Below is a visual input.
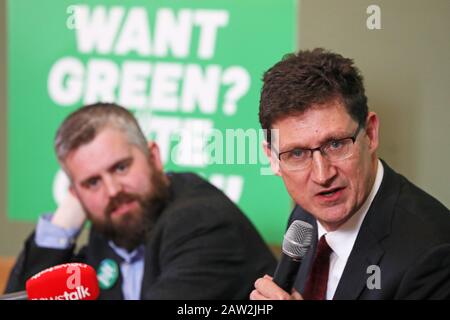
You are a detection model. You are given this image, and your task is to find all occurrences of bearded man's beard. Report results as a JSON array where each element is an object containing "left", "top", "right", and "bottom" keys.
[{"left": 85, "top": 169, "right": 169, "bottom": 252}]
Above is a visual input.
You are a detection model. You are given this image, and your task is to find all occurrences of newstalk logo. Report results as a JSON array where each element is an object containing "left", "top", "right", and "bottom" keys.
[
  {"left": 26, "top": 263, "right": 99, "bottom": 300},
  {"left": 32, "top": 285, "right": 91, "bottom": 300}
]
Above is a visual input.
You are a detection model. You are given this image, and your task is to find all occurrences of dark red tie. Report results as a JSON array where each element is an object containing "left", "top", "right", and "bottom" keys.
[{"left": 303, "top": 235, "right": 333, "bottom": 300}]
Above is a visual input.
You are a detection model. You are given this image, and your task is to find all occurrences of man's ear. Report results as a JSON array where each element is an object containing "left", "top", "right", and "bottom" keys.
[
  {"left": 263, "top": 141, "right": 281, "bottom": 176},
  {"left": 365, "top": 112, "right": 380, "bottom": 154},
  {"left": 147, "top": 141, "right": 164, "bottom": 171},
  {"left": 69, "top": 185, "right": 79, "bottom": 199}
]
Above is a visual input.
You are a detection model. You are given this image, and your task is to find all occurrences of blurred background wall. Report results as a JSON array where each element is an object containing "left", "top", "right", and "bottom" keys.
[{"left": 1, "top": 0, "right": 449, "bottom": 260}]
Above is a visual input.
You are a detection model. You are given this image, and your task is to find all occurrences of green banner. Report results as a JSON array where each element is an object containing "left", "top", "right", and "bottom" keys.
[{"left": 8, "top": 0, "right": 296, "bottom": 244}]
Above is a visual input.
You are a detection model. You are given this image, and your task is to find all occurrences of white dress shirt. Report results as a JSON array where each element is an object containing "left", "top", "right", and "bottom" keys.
[{"left": 317, "top": 160, "right": 384, "bottom": 300}]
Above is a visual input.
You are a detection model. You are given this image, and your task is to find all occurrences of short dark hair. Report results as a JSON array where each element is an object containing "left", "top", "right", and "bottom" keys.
[
  {"left": 259, "top": 48, "right": 368, "bottom": 144},
  {"left": 55, "top": 102, "right": 148, "bottom": 165}
]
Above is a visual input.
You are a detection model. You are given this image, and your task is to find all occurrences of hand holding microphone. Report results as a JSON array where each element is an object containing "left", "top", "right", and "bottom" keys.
[
  {"left": 250, "top": 220, "right": 313, "bottom": 300},
  {"left": 0, "top": 263, "right": 99, "bottom": 300}
]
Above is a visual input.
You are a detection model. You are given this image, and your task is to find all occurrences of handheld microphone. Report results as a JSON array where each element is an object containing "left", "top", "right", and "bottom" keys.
[
  {"left": 273, "top": 220, "right": 313, "bottom": 293},
  {"left": 0, "top": 263, "right": 100, "bottom": 300}
]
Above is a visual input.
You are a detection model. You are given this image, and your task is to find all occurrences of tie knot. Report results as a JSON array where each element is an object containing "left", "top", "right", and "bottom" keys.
[
  {"left": 302, "top": 235, "right": 333, "bottom": 300},
  {"left": 317, "top": 235, "right": 332, "bottom": 256}
]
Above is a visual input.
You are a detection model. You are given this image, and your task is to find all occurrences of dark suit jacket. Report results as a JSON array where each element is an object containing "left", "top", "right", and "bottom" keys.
[
  {"left": 289, "top": 160, "right": 450, "bottom": 299},
  {"left": 5, "top": 173, "right": 276, "bottom": 299}
]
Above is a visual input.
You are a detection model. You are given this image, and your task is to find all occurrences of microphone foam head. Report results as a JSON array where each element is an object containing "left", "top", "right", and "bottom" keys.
[
  {"left": 282, "top": 220, "right": 313, "bottom": 259},
  {"left": 26, "top": 263, "right": 100, "bottom": 300}
]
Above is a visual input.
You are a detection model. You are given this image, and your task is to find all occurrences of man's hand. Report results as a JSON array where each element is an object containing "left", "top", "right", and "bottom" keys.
[
  {"left": 250, "top": 275, "right": 303, "bottom": 300},
  {"left": 51, "top": 192, "right": 87, "bottom": 230}
]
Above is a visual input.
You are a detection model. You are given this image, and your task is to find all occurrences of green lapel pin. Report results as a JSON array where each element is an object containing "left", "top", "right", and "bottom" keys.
[{"left": 97, "top": 259, "right": 119, "bottom": 290}]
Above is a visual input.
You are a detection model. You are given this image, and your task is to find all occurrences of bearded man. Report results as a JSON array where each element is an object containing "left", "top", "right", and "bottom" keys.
[{"left": 6, "top": 103, "right": 276, "bottom": 299}]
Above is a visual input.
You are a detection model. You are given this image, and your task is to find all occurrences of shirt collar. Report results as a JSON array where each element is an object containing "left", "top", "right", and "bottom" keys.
[
  {"left": 318, "top": 159, "right": 384, "bottom": 260},
  {"left": 108, "top": 241, "right": 145, "bottom": 263}
]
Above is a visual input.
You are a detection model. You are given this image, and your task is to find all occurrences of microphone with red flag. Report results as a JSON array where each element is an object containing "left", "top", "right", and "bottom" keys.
[{"left": 0, "top": 263, "right": 100, "bottom": 300}]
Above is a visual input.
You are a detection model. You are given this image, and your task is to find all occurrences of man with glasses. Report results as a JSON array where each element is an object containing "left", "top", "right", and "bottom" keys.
[{"left": 251, "top": 48, "right": 450, "bottom": 299}]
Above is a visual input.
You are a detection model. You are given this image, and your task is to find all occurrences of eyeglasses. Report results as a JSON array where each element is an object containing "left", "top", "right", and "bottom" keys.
[{"left": 275, "top": 124, "right": 363, "bottom": 171}]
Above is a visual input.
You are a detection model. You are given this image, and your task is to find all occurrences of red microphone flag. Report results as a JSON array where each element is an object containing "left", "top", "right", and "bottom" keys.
[{"left": 26, "top": 263, "right": 100, "bottom": 300}]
